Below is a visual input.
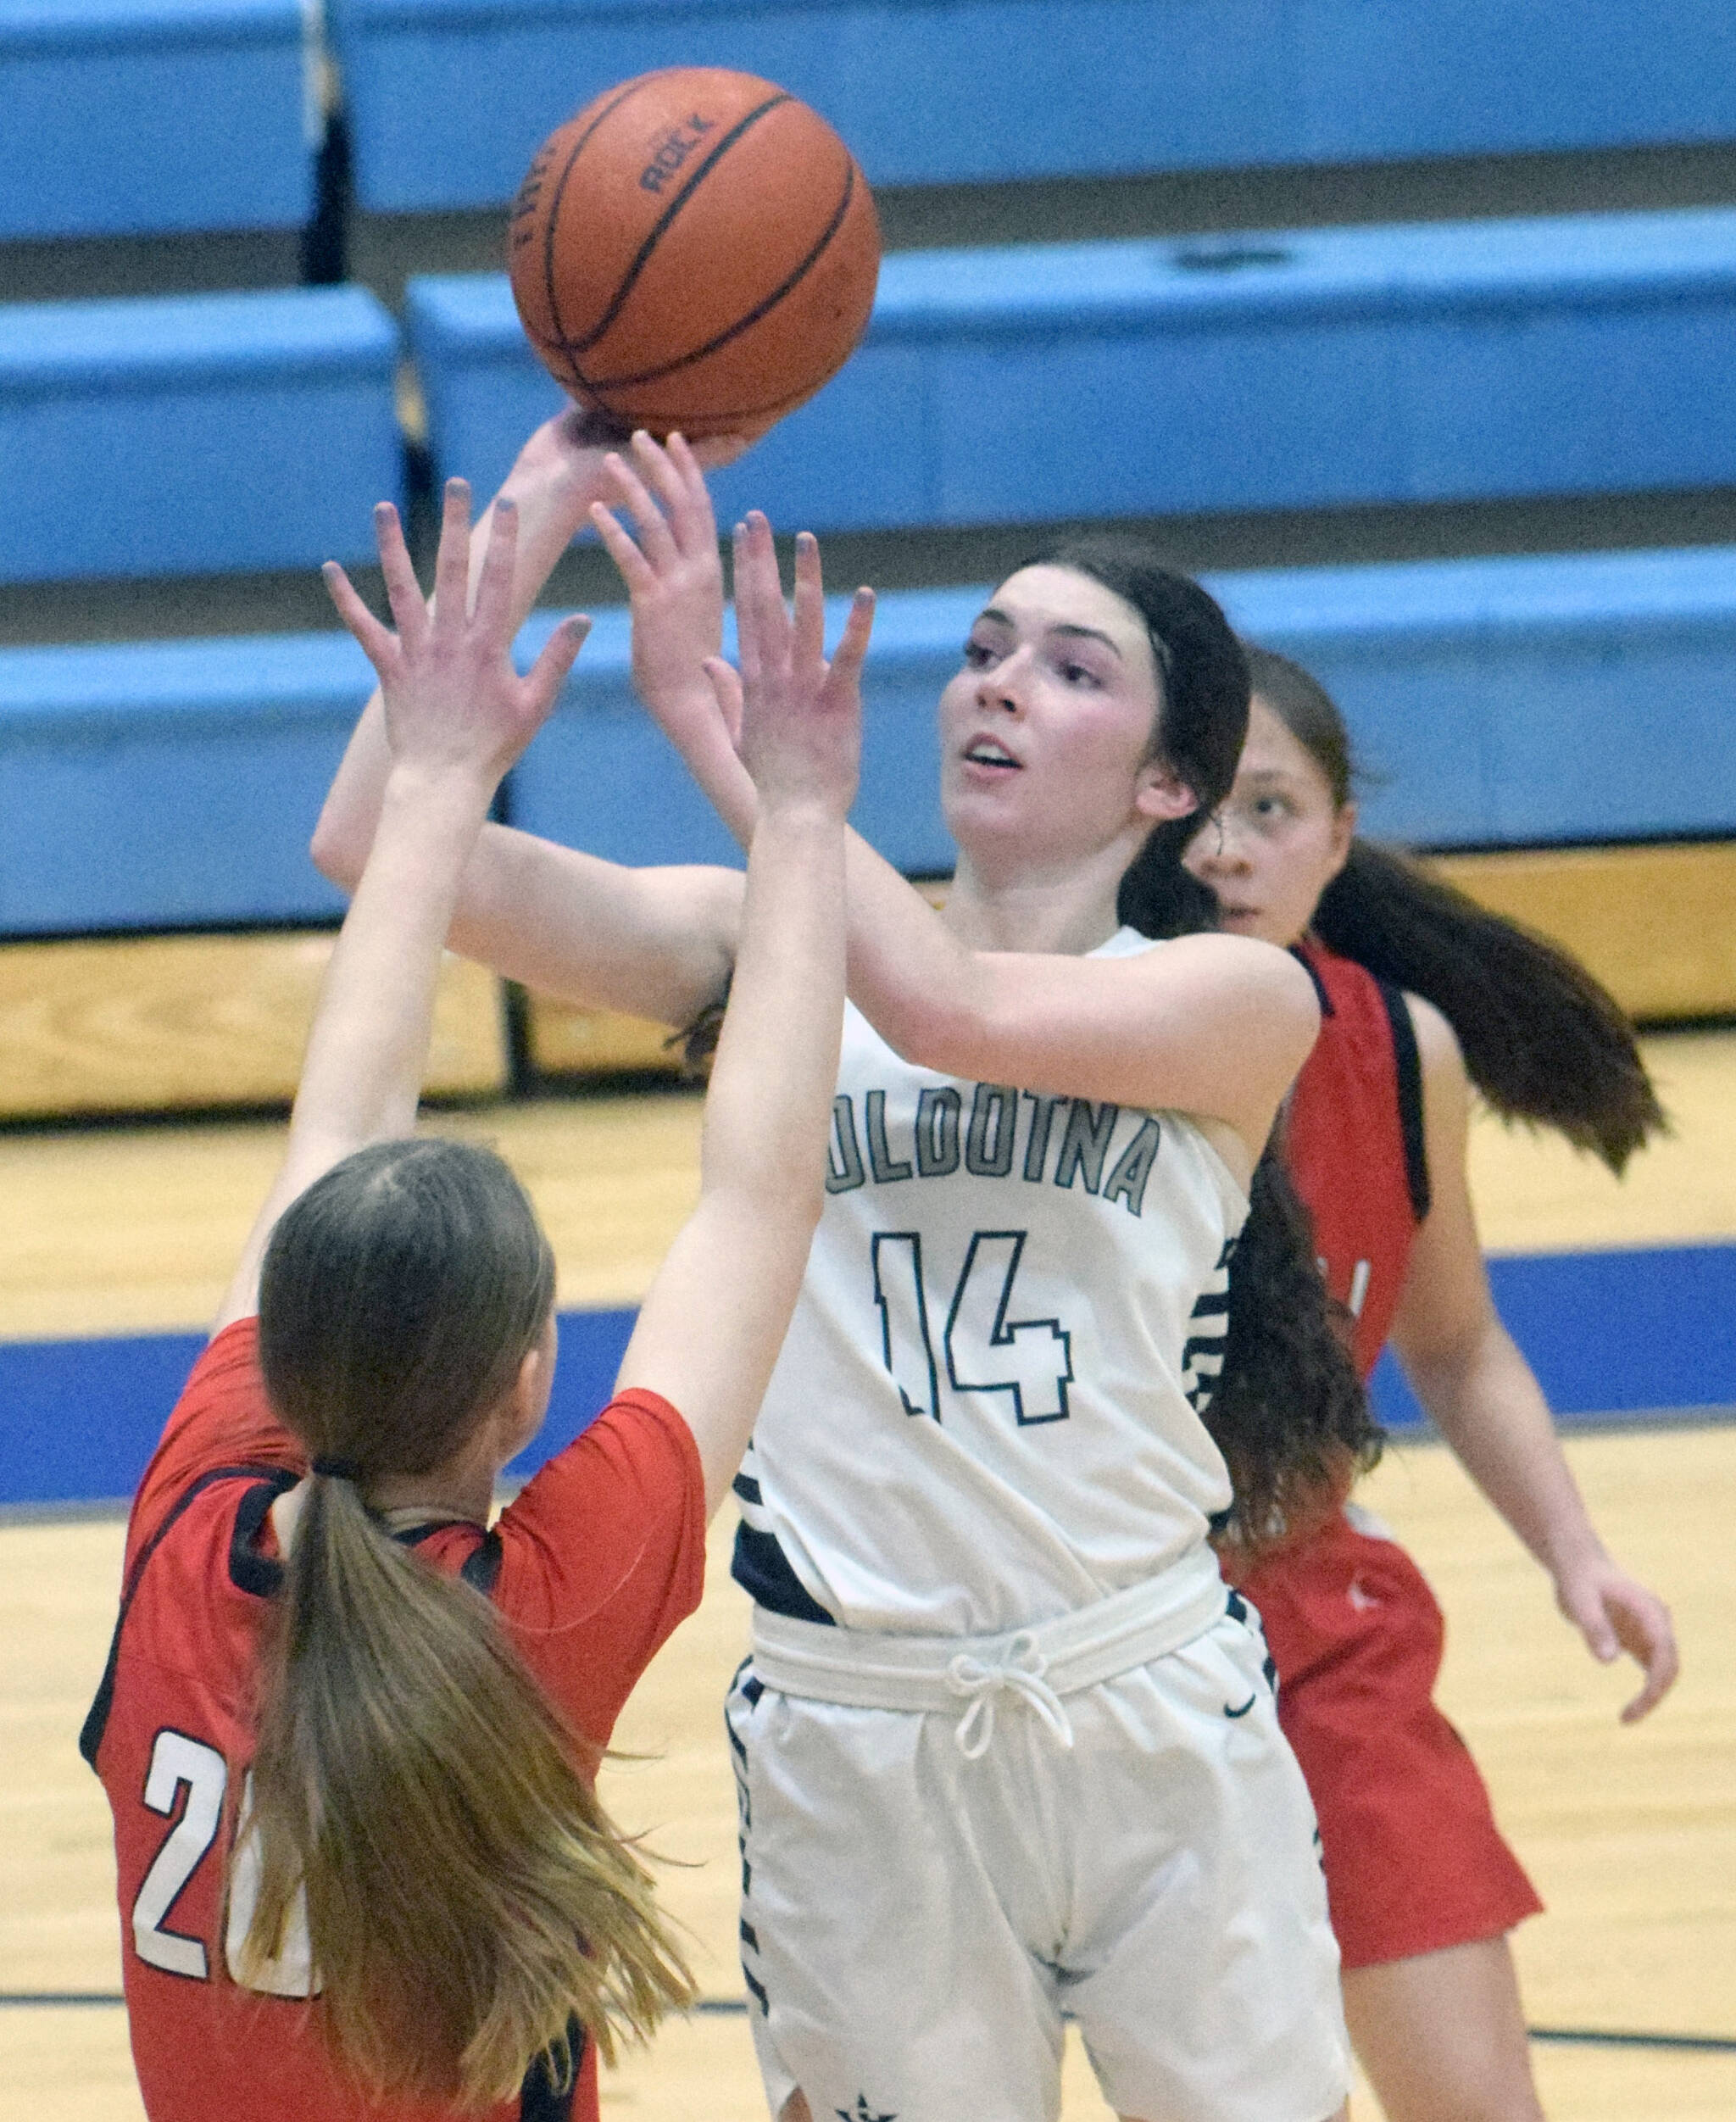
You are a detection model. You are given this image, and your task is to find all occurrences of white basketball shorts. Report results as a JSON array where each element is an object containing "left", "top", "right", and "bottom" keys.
[{"left": 724, "top": 1595, "right": 1348, "bottom": 2122}]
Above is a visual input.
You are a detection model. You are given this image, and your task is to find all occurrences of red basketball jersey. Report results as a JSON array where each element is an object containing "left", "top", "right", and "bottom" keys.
[
  {"left": 83, "top": 1318, "right": 705, "bottom": 2122},
  {"left": 1283, "top": 938, "right": 1430, "bottom": 1379}
]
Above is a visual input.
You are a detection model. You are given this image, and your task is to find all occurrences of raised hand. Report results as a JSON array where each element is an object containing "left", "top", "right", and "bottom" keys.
[
  {"left": 498, "top": 405, "right": 748, "bottom": 521},
  {"left": 709, "top": 511, "right": 870, "bottom": 819},
  {"left": 589, "top": 432, "right": 733, "bottom": 738},
  {"left": 323, "top": 479, "right": 588, "bottom": 788}
]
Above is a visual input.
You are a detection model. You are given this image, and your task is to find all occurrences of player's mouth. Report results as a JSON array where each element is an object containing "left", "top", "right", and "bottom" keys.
[
  {"left": 961, "top": 735, "right": 1022, "bottom": 772},
  {"left": 1214, "top": 902, "right": 1261, "bottom": 924}
]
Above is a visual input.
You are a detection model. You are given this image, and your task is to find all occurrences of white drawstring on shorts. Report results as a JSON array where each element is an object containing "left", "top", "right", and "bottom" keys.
[
  {"left": 945, "top": 1634, "right": 1074, "bottom": 1757},
  {"left": 745, "top": 1551, "right": 1230, "bottom": 1758}
]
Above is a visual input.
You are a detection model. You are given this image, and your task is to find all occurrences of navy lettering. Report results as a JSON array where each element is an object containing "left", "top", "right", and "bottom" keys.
[
  {"left": 639, "top": 112, "right": 718, "bottom": 194},
  {"left": 965, "top": 1083, "right": 1017, "bottom": 1177},
  {"left": 1102, "top": 1116, "right": 1161, "bottom": 1217},
  {"left": 915, "top": 1087, "right": 961, "bottom": 1178},
  {"left": 1020, "top": 1092, "right": 1067, "bottom": 1183},
  {"left": 865, "top": 1091, "right": 914, "bottom": 1183},
  {"left": 1054, "top": 1100, "right": 1120, "bottom": 1194},
  {"left": 825, "top": 1095, "right": 865, "bottom": 1194}
]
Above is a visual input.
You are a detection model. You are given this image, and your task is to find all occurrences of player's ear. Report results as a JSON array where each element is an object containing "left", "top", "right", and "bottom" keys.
[
  {"left": 1134, "top": 758, "right": 1197, "bottom": 824},
  {"left": 1326, "top": 799, "right": 1358, "bottom": 880},
  {"left": 495, "top": 1314, "right": 558, "bottom": 1465}
]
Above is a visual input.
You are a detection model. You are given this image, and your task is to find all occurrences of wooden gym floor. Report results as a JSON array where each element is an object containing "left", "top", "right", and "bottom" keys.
[{"left": 3, "top": 1029, "right": 1733, "bottom": 2119}]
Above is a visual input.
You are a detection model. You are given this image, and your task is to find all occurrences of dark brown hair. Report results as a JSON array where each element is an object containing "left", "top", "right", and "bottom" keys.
[
  {"left": 1027, "top": 543, "right": 1380, "bottom": 1547},
  {"left": 1246, "top": 645, "right": 1665, "bottom": 1172},
  {"left": 241, "top": 1139, "right": 693, "bottom": 2108}
]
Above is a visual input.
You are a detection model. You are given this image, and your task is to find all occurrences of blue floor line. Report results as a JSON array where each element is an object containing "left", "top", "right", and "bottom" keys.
[
  {"left": 1369, "top": 1242, "right": 1736, "bottom": 1432},
  {"left": 0, "top": 1308, "right": 636, "bottom": 1510},
  {"left": 3, "top": 1245, "right": 1732, "bottom": 1508}
]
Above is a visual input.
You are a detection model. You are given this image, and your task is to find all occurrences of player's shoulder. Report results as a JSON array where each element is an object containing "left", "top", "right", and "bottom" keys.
[
  {"left": 1125, "top": 929, "right": 1320, "bottom": 1016},
  {"left": 127, "top": 1318, "right": 302, "bottom": 1568},
  {"left": 85, "top": 1465, "right": 289, "bottom": 1774},
  {"left": 497, "top": 1386, "right": 702, "bottom": 1551},
  {"left": 1400, "top": 991, "right": 1466, "bottom": 1079}
]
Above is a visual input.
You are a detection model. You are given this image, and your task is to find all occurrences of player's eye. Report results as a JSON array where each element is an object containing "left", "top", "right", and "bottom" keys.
[{"left": 961, "top": 638, "right": 998, "bottom": 668}]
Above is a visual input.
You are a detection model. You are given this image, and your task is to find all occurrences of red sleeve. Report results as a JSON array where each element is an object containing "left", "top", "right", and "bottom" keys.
[
  {"left": 125, "top": 1319, "right": 303, "bottom": 1573},
  {"left": 484, "top": 1390, "right": 707, "bottom": 1755}
]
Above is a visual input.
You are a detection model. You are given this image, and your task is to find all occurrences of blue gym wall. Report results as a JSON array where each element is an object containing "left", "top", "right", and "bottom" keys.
[{"left": 3, "top": 1, "right": 1734, "bottom": 1504}]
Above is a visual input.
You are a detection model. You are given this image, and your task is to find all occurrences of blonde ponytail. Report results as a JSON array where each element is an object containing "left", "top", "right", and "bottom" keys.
[
  {"left": 241, "top": 1139, "right": 696, "bottom": 2108},
  {"left": 237, "top": 1473, "right": 693, "bottom": 2107}
]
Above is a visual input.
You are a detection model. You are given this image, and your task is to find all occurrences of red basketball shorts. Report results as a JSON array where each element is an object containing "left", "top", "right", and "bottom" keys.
[{"left": 1234, "top": 1506, "right": 1542, "bottom": 1971}]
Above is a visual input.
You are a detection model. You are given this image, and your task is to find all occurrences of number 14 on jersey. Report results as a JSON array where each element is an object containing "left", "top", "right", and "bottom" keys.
[{"left": 872, "top": 1228, "right": 1074, "bottom": 1427}]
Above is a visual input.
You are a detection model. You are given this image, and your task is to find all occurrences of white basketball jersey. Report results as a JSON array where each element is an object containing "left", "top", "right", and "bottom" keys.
[{"left": 733, "top": 929, "right": 1249, "bottom": 1637}]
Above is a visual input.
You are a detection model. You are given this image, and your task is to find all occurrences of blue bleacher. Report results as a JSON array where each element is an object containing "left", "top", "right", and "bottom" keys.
[
  {"left": 405, "top": 208, "right": 1736, "bottom": 537},
  {"left": 511, "top": 547, "right": 1736, "bottom": 872},
  {"left": 1216, "top": 548, "right": 1736, "bottom": 849},
  {"left": 0, "top": 287, "right": 403, "bottom": 582},
  {"left": 326, "top": 0, "right": 1736, "bottom": 216},
  {"left": 5, "top": 546, "right": 1731, "bottom": 936},
  {"left": 0, "top": 632, "right": 364, "bottom": 933},
  {"left": 0, "top": 0, "right": 313, "bottom": 240}
]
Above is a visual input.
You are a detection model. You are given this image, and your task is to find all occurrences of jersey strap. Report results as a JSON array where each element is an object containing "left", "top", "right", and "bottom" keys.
[
  {"left": 80, "top": 1464, "right": 295, "bottom": 1769},
  {"left": 82, "top": 1479, "right": 503, "bottom": 1771},
  {"left": 1376, "top": 978, "right": 1431, "bottom": 1223},
  {"left": 393, "top": 1514, "right": 503, "bottom": 1595},
  {"left": 519, "top": 2016, "right": 584, "bottom": 2120}
]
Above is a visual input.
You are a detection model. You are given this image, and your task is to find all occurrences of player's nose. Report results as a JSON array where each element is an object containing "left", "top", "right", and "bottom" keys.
[{"left": 976, "top": 642, "right": 1037, "bottom": 715}]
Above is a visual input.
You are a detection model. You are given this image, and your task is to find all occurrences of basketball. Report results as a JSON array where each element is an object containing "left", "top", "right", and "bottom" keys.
[{"left": 508, "top": 67, "right": 882, "bottom": 439}]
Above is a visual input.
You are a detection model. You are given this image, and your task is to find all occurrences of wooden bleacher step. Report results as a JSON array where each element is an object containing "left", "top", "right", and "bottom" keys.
[
  {"left": 1437, "top": 842, "right": 1736, "bottom": 1022},
  {"left": 0, "top": 933, "right": 507, "bottom": 1120}
]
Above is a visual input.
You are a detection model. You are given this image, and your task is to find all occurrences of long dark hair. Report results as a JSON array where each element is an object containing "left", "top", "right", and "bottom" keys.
[
  {"left": 1246, "top": 646, "right": 1665, "bottom": 1173},
  {"left": 1031, "top": 541, "right": 1379, "bottom": 1545},
  {"left": 243, "top": 1139, "right": 693, "bottom": 2107}
]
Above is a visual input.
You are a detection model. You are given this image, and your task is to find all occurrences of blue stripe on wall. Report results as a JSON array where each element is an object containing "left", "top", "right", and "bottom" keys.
[
  {"left": 1371, "top": 1243, "right": 1736, "bottom": 1432},
  {"left": 3, "top": 1247, "right": 1730, "bottom": 1507}
]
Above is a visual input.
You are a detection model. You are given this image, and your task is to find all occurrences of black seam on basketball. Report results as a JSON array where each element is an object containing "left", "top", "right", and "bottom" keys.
[
  {"left": 583, "top": 375, "right": 819, "bottom": 427},
  {"left": 565, "top": 92, "right": 794, "bottom": 358},
  {"left": 537, "top": 75, "right": 661, "bottom": 362},
  {"left": 522, "top": 320, "right": 599, "bottom": 396},
  {"left": 587, "top": 161, "right": 861, "bottom": 391}
]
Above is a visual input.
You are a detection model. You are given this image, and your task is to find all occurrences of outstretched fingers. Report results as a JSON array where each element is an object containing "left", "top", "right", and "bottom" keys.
[
  {"left": 428, "top": 477, "right": 474, "bottom": 631},
  {"left": 792, "top": 532, "right": 826, "bottom": 672},
  {"left": 650, "top": 431, "right": 727, "bottom": 554},
  {"left": 732, "top": 512, "right": 789, "bottom": 688},
  {"left": 522, "top": 614, "right": 591, "bottom": 726},
  {"left": 702, "top": 655, "right": 746, "bottom": 753},
  {"left": 730, "top": 520, "right": 764, "bottom": 691},
  {"left": 588, "top": 498, "right": 658, "bottom": 598},
  {"left": 372, "top": 499, "right": 431, "bottom": 654},
  {"left": 630, "top": 431, "right": 704, "bottom": 547},
  {"left": 602, "top": 446, "right": 680, "bottom": 570},
  {"left": 322, "top": 559, "right": 400, "bottom": 678},
  {"left": 826, "top": 585, "right": 877, "bottom": 696},
  {"left": 469, "top": 496, "right": 520, "bottom": 642}
]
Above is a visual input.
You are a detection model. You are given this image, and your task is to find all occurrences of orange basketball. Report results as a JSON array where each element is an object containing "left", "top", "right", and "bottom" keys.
[{"left": 508, "top": 67, "right": 882, "bottom": 439}]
